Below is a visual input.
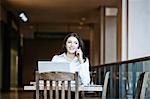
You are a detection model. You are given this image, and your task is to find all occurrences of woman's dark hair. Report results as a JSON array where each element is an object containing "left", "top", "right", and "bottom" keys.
[{"left": 61, "top": 32, "right": 86, "bottom": 61}]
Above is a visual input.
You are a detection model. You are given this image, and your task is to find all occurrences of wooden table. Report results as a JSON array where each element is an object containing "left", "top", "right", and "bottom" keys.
[{"left": 24, "top": 81, "right": 103, "bottom": 92}]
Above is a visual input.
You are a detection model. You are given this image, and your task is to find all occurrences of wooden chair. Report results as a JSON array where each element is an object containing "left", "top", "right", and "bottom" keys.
[
  {"left": 35, "top": 71, "right": 79, "bottom": 99},
  {"left": 135, "top": 72, "right": 149, "bottom": 99},
  {"left": 81, "top": 71, "right": 110, "bottom": 99},
  {"left": 101, "top": 71, "right": 110, "bottom": 99}
]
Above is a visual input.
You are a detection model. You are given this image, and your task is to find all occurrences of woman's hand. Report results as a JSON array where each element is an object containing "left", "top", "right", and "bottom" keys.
[{"left": 76, "top": 47, "right": 84, "bottom": 64}]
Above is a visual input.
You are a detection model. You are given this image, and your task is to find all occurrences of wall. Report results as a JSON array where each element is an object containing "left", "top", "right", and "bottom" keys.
[
  {"left": 128, "top": 0, "right": 150, "bottom": 59},
  {"left": 105, "top": 16, "right": 117, "bottom": 63},
  {"left": 0, "top": 5, "right": 7, "bottom": 90}
]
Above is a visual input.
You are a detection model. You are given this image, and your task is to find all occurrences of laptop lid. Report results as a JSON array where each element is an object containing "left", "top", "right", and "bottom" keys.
[{"left": 38, "top": 61, "right": 70, "bottom": 73}]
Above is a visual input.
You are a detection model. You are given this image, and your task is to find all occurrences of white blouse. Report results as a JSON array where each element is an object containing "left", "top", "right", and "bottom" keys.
[{"left": 51, "top": 53, "right": 90, "bottom": 85}]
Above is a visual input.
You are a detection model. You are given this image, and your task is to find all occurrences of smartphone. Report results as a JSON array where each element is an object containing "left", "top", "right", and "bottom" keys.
[{"left": 75, "top": 47, "right": 80, "bottom": 56}]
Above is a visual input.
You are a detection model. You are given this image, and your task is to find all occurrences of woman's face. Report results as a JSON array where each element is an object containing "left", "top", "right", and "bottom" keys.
[{"left": 65, "top": 36, "right": 79, "bottom": 54}]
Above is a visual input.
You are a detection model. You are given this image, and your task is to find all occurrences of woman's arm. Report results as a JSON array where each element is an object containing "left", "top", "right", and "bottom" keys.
[{"left": 79, "top": 58, "right": 90, "bottom": 85}]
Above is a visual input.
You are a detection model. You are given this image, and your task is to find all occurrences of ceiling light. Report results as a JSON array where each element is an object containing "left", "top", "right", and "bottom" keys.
[{"left": 19, "top": 12, "right": 28, "bottom": 22}]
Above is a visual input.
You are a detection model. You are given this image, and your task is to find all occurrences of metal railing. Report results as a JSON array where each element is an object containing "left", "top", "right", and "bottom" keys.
[{"left": 91, "top": 56, "right": 150, "bottom": 99}]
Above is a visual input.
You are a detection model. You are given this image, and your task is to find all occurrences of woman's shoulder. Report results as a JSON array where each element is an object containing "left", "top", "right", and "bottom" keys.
[{"left": 52, "top": 53, "right": 65, "bottom": 60}]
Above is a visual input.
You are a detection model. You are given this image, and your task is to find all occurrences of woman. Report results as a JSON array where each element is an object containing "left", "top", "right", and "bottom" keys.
[{"left": 51, "top": 33, "right": 90, "bottom": 85}]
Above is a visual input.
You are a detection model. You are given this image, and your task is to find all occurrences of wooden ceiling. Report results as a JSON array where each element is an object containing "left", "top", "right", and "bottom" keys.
[{"left": 4, "top": 0, "right": 119, "bottom": 25}]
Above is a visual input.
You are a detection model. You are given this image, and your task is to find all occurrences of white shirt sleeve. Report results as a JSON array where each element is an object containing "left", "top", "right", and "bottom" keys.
[
  {"left": 51, "top": 55, "right": 58, "bottom": 62},
  {"left": 79, "top": 58, "right": 90, "bottom": 85}
]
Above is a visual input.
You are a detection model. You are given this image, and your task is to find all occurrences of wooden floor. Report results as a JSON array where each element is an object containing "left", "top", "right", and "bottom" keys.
[
  {"left": 0, "top": 89, "right": 101, "bottom": 99},
  {"left": 1, "top": 90, "right": 34, "bottom": 99}
]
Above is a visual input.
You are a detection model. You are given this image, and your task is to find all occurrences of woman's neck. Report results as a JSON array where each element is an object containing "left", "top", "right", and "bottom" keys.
[{"left": 66, "top": 52, "right": 75, "bottom": 62}]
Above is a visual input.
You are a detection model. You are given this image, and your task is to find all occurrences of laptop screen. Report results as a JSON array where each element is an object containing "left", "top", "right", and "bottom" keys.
[{"left": 37, "top": 61, "right": 70, "bottom": 73}]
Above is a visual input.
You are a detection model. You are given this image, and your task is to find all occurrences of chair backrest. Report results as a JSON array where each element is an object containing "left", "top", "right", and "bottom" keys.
[
  {"left": 135, "top": 72, "right": 149, "bottom": 99},
  {"left": 102, "top": 71, "right": 110, "bottom": 99},
  {"left": 35, "top": 71, "right": 79, "bottom": 99},
  {"left": 140, "top": 72, "right": 149, "bottom": 99}
]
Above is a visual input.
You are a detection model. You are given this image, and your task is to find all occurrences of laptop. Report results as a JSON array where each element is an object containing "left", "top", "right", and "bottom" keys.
[{"left": 37, "top": 61, "right": 70, "bottom": 73}]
